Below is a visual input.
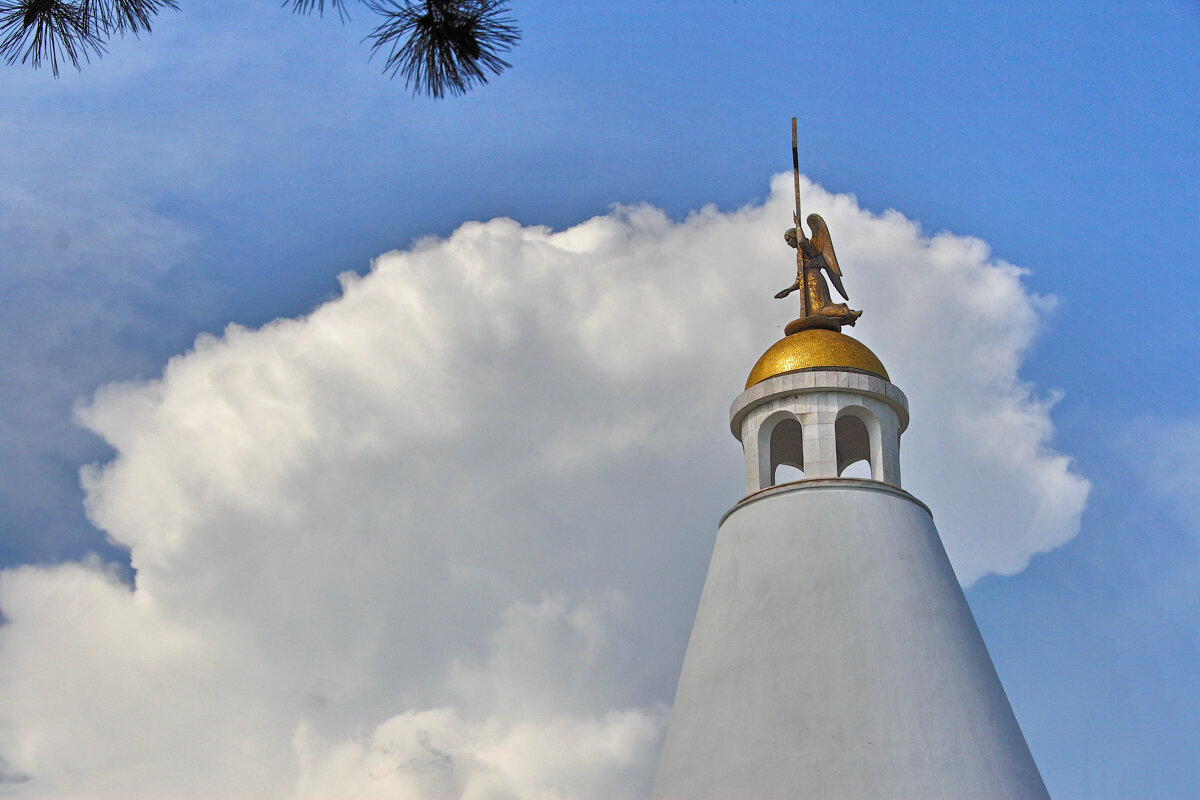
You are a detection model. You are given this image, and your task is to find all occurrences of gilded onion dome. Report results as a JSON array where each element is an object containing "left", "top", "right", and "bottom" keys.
[{"left": 745, "top": 328, "right": 889, "bottom": 389}]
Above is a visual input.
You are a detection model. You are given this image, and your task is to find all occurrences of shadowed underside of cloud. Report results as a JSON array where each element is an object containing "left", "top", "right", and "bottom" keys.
[{"left": 0, "top": 177, "right": 1087, "bottom": 798}]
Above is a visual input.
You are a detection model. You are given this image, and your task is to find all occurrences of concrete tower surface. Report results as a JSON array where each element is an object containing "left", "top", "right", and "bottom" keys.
[{"left": 650, "top": 326, "right": 1050, "bottom": 800}]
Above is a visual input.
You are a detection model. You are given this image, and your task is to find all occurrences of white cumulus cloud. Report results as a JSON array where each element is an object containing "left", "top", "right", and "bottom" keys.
[{"left": 0, "top": 177, "right": 1087, "bottom": 798}]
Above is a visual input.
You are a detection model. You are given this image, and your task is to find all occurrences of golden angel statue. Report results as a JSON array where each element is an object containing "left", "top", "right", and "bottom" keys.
[{"left": 774, "top": 212, "right": 862, "bottom": 328}]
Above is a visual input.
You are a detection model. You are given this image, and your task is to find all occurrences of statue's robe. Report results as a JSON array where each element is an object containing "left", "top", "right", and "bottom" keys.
[{"left": 801, "top": 253, "right": 857, "bottom": 323}]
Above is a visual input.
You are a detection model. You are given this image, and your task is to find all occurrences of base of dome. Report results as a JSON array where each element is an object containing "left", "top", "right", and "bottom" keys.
[{"left": 783, "top": 316, "right": 842, "bottom": 335}]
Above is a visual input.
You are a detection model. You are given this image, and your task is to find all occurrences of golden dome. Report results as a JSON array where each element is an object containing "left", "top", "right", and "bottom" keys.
[{"left": 746, "top": 328, "right": 889, "bottom": 389}]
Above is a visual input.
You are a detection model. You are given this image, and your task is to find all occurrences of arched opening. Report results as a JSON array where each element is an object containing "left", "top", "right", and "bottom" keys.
[
  {"left": 839, "top": 459, "right": 872, "bottom": 479},
  {"left": 756, "top": 412, "right": 804, "bottom": 489},
  {"left": 775, "top": 463, "right": 805, "bottom": 484},
  {"left": 769, "top": 418, "right": 805, "bottom": 486},
  {"left": 836, "top": 407, "right": 882, "bottom": 480}
]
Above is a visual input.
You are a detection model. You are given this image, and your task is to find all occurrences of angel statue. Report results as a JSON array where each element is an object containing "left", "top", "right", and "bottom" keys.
[{"left": 774, "top": 213, "right": 862, "bottom": 328}]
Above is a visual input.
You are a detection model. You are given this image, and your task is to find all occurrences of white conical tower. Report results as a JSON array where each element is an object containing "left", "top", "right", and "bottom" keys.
[{"left": 651, "top": 188, "right": 1050, "bottom": 798}]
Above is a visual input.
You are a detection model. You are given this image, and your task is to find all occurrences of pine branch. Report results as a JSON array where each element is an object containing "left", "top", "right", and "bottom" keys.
[
  {"left": 0, "top": 1, "right": 104, "bottom": 76},
  {"left": 80, "top": 0, "right": 177, "bottom": 36},
  {"left": 0, "top": 0, "right": 176, "bottom": 75},
  {"left": 284, "top": 0, "right": 353, "bottom": 23},
  {"left": 2, "top": 0, "right": 521, "bottom": 98},
  {"left": 366, "top": 0, "right": 519, "bottom": 98}
]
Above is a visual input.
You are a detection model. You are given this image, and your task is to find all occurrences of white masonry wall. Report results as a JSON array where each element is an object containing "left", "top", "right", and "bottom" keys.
[
  {"left": 730, "top": 369, "right": 909, "bottom": 493},
  {"left": 651, "top": 481, "right": 1050, "bottom": 800}
]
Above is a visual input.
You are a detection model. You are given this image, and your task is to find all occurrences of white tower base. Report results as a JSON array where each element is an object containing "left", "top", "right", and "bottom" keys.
[{"left": 651, "top": 480, "right": 1049, "bottom": 800}]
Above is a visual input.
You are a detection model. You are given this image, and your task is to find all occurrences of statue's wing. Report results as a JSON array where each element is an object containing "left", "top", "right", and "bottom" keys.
[
  {"left": 807, "top": 214, "right": 841, "bottom": 276},
  {"left": 807, "top": 213, "right": 849, "bottom": 299}
]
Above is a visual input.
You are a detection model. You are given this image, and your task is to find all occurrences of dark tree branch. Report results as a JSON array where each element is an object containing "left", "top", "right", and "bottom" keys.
[
  {"left": 79, "top": 0, "right": 177, "bottom": 36},
  {"left": 0, "top": 1, "right": 104, "bottom": 76},
  {"left": 2, "top": 0, "right": 521, "bottom": 97},
  {"left": 285, "top": 0, "right": 353, "bottom": 23},
  {"left": 366, "top": 0, "right": 518, "bottom": 98}
]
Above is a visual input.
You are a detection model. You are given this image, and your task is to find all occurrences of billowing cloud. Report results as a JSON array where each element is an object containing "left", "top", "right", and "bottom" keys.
[
  {"left": 293, "top": 594, "right": 666, "bottom": 800},
  {"left": 0, "top": 177, "right": 1087, "bottom": 798}
]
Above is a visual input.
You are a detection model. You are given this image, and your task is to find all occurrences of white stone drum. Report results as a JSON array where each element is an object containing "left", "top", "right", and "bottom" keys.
[{"left": 731, "top": 368, "right": 908, "bottom": 492}]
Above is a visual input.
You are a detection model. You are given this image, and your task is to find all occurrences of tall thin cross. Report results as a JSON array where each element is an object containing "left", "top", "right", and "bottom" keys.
[{"left": 792, "top": 117, "right": 809, "bottom": 318}]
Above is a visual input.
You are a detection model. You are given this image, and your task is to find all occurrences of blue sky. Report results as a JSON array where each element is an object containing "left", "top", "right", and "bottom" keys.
[{"left": 1, "top": 1, "right": 1197, "bottom": 797}]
